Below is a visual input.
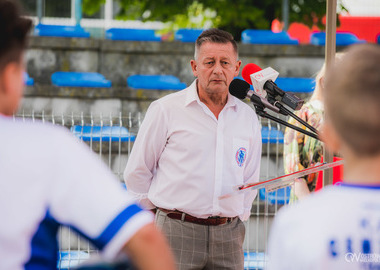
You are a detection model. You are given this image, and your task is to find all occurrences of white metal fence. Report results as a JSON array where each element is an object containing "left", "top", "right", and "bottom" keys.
[{"left": 15, "top": 111, "right": 292, "bottom": 270}]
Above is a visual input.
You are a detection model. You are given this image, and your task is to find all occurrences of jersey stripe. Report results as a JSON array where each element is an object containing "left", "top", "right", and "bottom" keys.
[{"left": 94, "top": 204, "right": 143, "bottom": 250}]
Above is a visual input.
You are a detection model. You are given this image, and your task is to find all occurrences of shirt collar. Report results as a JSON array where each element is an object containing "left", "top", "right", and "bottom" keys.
[
  {"left": 185, "top": 80, "right": 199, "bottom": 107},
  {"left": 226, "top": 92, "right": 238, "bottom": 111},
  {"left": 185, "top": 79, "right": 238, "bottom": 111}
]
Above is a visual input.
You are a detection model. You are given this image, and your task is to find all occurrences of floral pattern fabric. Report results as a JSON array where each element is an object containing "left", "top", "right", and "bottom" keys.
[{"left": 283, "top": 100, "right": 324, "bottom": 201}]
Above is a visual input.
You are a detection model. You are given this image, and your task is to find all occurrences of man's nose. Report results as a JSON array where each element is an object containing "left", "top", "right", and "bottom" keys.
[{"left": 213, "top": 62, "right": 223, "bottom": 74}]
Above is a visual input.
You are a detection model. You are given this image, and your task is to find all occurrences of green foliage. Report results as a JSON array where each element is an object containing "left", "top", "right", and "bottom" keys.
[
  {"left": 82, "top": 0, "right": 347, "bottom": 40},
  {"left": 157, "top": 1, "right": 221, "bottom": 40},
  {"left": 83, "top": 0, "right": 105, "bottom": 16},
  {"left": 114, "top": 0, "right": 147, "bottom": 20}
]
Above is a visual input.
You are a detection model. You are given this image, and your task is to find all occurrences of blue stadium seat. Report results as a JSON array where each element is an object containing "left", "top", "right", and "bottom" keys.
[
  {"left": 244, "top": 252, "right": 266, "bottom": 270},
  {"left": 275, "top": 77, "right": 315, "bottom": 93},
  {"left": 51, "top": 72, "right": 111, "bottom": 87},
  {"left": 34, "top": 24, "right": 90, "bottom": 38},
  {"left": 241, "top": 30, "right": 299, "bottom": 45},
  {"left": 377, "top": 33, "right": 380, "bottom": 44},
  {"left": 71, "top": 126, "right": 136, "bottom": 142},
  {"left": 234, "top": 76, "right": 313, "bottom": 93},
  {"left": 259, "top": 186, "right": 291, "bottom": 205},
  {"left": 57, "top": 251, "right": 90, "bottom": 269},
  {"left": 310, "top": 32, "right": 366, "bottom": 46},
  {"left": 127, "top": 75, "right": 187, "bottom": 90},
  {"left": 261, "top": 126, "right": 284, "bottom": 144},
  {"left": 105, "top": 28, "right": 161, "bottom": 41},
  {"left": 24, "top": 72, "right": 34, "bottom": 86},
  {"left": 174, "top": 29, "right": 204, "bottom": 42}
]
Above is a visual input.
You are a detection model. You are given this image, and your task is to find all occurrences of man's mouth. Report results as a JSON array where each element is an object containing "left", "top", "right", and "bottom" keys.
[{"left": 211, "top": 79, "right": 224, "bottom": 83}]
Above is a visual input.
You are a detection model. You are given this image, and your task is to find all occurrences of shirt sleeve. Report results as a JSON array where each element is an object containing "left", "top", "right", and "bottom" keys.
[
  {"left": 46, "top": 127, "right": 154, "bottom": 259},
  {"left": 123, "top": 101, "right": 168, "bottom": 209},
  {"left": 241, "top": 114, "right": 262, "bottom": 221}
]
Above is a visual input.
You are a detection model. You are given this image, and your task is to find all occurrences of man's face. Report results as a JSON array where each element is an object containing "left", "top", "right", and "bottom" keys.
[{"left": 191, "top": 41, "right": 241, "bottom": 96}]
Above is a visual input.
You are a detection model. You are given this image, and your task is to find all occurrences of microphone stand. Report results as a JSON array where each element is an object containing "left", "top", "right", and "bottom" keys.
[
  {"left": 274, "top": 102, "right": 319, "bottom": 134},
  {"left": 254, "top": 105, "right": 319, "bottom": 141},
  {"left": 266, "top": 95, "right": 319, "bottom": 135}
]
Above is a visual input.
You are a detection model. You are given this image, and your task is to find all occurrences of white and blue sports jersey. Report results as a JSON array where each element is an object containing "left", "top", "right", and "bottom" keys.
[
  {"left": 267, "top": 183, "right": 380, "bottom": 270},
  {"left": 0, "top": 116, "right": 153, "bottom": 270}
]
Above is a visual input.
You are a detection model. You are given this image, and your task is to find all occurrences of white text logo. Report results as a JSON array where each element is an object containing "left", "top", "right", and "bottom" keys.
[{"left": 345, "top": 252, "right": 380, "bottom": 263}]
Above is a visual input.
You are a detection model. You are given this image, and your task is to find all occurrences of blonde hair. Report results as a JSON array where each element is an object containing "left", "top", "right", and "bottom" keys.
[{"left": 312, "top": 52, "right": 345, "bottom": 100}]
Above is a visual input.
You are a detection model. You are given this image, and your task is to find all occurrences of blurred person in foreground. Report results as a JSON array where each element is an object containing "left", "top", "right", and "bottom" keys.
[
  {"left": 283, "top": 53, "right": 345, "bottom": 201},
  {"left": 124, "top": 28, "right": 262, "bottom": 269},
  {"left": 267, "top": 43, "right": 380, "bottom": 269},
  {"left": 0, "top": 1, "right": 176, "bottom": 269}
]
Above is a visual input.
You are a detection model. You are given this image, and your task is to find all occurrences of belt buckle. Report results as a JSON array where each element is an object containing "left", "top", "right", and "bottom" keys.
[
  {"left": 208, "top": 216, "right": 226, "bottom": 226},
  {"left": 210, "top": 216, "right": 235, "bottom": 225}
]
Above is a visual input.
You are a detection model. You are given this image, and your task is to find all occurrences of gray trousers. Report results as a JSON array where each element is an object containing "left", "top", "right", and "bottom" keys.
[{"left": 155, "top": 209, "right": 245, "bottom": 270}]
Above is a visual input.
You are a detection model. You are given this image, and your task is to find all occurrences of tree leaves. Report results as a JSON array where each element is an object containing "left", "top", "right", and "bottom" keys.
[
  {"left": 83, "top": 0, "right": 105, "bottom": 16},
  {"left": 82, "top": 0, "right": 346, "bottom": 40}
]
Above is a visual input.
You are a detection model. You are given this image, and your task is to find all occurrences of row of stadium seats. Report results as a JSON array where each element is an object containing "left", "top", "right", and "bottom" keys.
[
  {"left": 34, "top": 24, "right": 375, "bottom": 46},
  {"left": 34, "top": 25, "right": 203, "bottom": 42},
  {"left": 70, "top": 125, "right": 284, "bottom": 145},
  {"left": 25, "top": 72, "right": 316, "bottom": 93},
  {"left": 242, "top": 30, "right": 367, "bottom": 46},
  {"left": 57, "top": 251, "right": 267, "bottom": 270},
  {"left": 25, "top": 72, "right": 187, "bottom": 90}
]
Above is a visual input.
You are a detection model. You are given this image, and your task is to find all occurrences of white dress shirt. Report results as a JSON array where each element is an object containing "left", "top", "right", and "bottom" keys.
[{"left": 124, "top": 80, "right": 262, "bottom": 220}]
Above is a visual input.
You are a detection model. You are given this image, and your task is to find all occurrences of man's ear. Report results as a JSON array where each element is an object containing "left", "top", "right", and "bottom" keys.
[
  {"left": 320, "top": 120, "right": 341, "bottom": 154},
  {"left": 190, "top": 59, "right": 198, "bottom": 77},
  {"left": 235, "top": 60, "right": 242, "bottom": 77},
  {"left": 2, "top": 62, "right": 19, "bottom": 94},
  {"left": 0, "top": 61, "right": 24, "bottom": 115}
]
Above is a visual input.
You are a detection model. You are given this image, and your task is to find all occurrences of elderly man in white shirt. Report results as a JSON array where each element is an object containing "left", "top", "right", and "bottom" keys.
[{"left": 124, "top": 28, "right": 262, "bottom": 270}]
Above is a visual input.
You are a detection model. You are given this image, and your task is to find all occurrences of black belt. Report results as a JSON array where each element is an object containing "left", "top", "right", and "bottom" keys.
[{"left": 157, "top": 208, "right": 236, "bottom": 226}]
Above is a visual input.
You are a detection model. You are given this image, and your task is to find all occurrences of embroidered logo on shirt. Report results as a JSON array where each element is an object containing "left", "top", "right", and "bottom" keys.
[{"left": 236, "top": 147, "right": 247, "bottom": 167}]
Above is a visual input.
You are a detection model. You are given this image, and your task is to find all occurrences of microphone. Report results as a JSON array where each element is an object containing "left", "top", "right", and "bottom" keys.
[
  {"left": 241, "top": 63, "right": 304, "bottom": 111},
  {"left": 230, "top": 78, "right": 319, "bottom": 139},
  {"left": 229, "top": 78, "right": 287, "bottom": 115},
  {"left": 242, "top": 63, "right": 279, "bottom": 98}
]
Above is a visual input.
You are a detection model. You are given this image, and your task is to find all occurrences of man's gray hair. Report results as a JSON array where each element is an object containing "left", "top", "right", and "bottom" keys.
[{"left": 194, "top": 28, "right": 239, "bottom": 60}]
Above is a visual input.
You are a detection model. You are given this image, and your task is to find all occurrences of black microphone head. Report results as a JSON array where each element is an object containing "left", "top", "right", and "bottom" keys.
[{"left": 229, "top": 78, "right": 250, "bottom": 99}]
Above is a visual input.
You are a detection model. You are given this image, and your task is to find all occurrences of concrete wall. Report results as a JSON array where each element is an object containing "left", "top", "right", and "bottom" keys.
[
  {"left": 26, "top": 36, "right": 327, "bottom": 87},
  {"left": 21, "top": 85, "right": 176, "bottom": 115},
  {"left": 22, "top": 36, "right": 329, "bottom": 115}
]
